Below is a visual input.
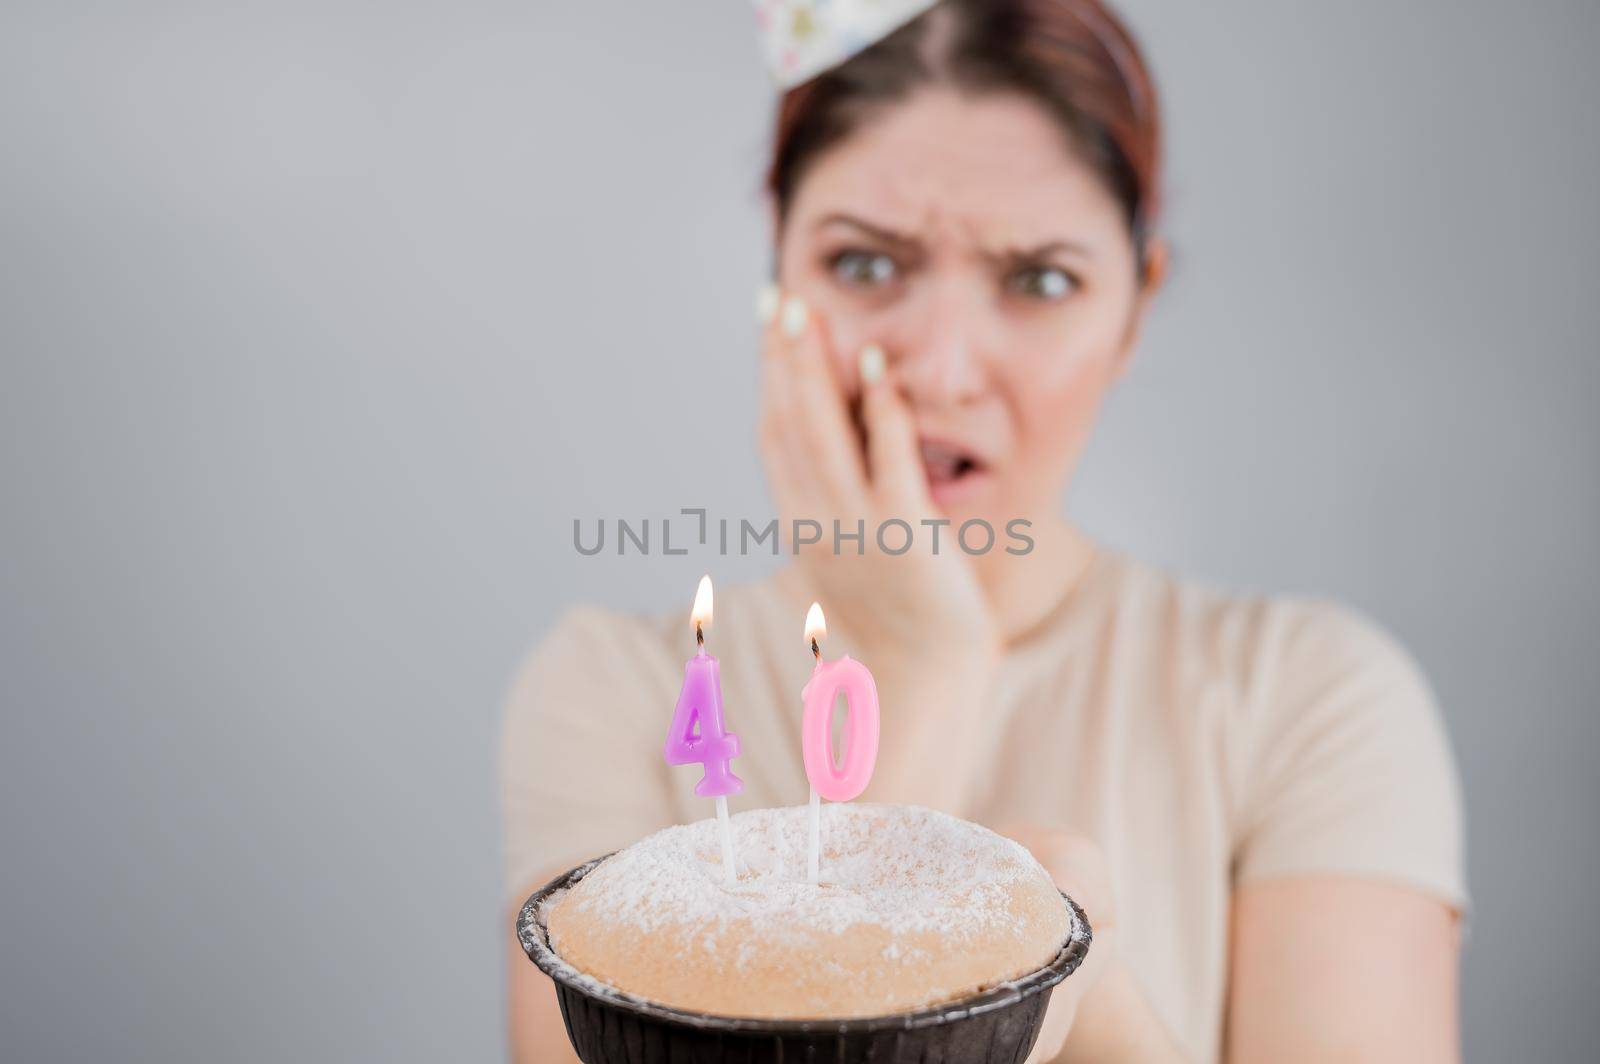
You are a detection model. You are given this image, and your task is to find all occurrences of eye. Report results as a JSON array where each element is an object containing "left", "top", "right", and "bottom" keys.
[
  {"left": 829, "top": 248, "right": 899, "bottom": 289},
  {"left": 1007, "top": 264, "right": 1077, "bottom": 301}
]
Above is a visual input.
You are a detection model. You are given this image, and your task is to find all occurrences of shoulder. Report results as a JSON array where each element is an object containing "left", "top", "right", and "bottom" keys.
[
  {"left": 1098, "top": 553, "right": 1431, "bottom": 713},
  {"left": 1232, "top": 593, "right": 1439, "bottom": 744},
  {"left": 503, "top": 602, "right": 680, "bottom": 734},
  {"left": 506, "top": 575, "right": 799, "bottom": 719},
  {"left": 1104, "top": 570, "right": 1470, "bottom": 906},
  {"left": 522, "top": 602, "right": 676, "bottom": 669}
]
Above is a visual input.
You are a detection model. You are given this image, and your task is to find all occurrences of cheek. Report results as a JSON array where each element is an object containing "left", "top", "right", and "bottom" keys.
[
  {"left": 1005, "top": 282, "right": 1137, "bottom": 450},
  {"left": 1002, "top": 333, "right": 1120, "bottom": 477},
  {"left": 781, "top": 261, "right": 873, "bottom": 383},
  {"left": 819, "top": 306, "right": 870, "bottom": 381}
]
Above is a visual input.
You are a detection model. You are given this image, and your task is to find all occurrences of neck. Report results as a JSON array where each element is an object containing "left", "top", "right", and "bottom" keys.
[
  {"left": 972, "top": 515, "right": 1097, "bottom": 645},
  {"left": 770, "top": 514, "right": 1098, "bottom": 648}
]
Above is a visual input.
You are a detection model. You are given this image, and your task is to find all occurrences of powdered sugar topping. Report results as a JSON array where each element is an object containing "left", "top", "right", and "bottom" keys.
[{"left": 558, "top": 804, "right": 1058, "bottom": 946}]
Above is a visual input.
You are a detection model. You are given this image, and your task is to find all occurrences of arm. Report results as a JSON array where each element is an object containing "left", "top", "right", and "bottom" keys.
[
  {"left": 1054, "top": 964, "right": 1188, "bottom": 1063},
  {"left": 1049, "top": 877, "right": 1459, "bottom": 1064},
  {"left": 1006, "top": 828, "right": 1188, "bottom": 1064},
  {"left": 499, "top": 609, "right": 681, "bottom": 1064},
  {"left": 1227, "top": 878, "right": 1460, "bottom": 1063},
  {"left": 1223, "top": 605, "right": 1466, "bottom": 1062}
]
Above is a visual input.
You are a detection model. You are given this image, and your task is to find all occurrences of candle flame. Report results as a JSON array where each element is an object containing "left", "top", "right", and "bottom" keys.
[
  {"left": 804, "top": 601, "right": 826, "bottom": 648},
  {"left": 691, "top": 575, "right": 714, "bottom": 635}
]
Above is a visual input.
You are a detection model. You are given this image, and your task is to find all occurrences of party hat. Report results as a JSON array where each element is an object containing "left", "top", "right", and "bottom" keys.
[{"left": 752, "top": 0, "right": 940, "bottom": 90}]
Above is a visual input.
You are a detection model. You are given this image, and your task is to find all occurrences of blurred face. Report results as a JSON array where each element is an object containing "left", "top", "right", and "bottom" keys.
[{"left": 776, "top": 87, "right": 1152, "bottom": 529}]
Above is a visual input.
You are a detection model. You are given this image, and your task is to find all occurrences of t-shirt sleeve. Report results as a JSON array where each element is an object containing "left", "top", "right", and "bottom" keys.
[
  {"left": 499, "top": 605, "right": 680, "bottom": 902},
  {"left": 1231, "top": 602, "right": 1468, "bottom": 911}
]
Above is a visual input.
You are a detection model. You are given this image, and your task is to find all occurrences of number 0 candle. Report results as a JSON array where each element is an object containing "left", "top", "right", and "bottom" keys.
[
  {"left": 664, "top": 575, "right": 743, "bottom": 885},
  {"left": 800, "top": 602, "right": 880, "bottom": 884}
]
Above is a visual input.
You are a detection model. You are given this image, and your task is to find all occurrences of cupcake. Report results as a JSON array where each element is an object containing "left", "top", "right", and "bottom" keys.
[{"left": 517, "top": 803, "right": 1092, "bottom": 1063}]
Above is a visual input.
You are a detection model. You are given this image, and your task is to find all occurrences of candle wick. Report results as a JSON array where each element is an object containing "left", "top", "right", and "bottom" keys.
[
  {"left": 810, "top": 637, "right": 820, "bottom": 661},
  {"left": 696, "top": 624, "right": 705, "bottom": 649}
]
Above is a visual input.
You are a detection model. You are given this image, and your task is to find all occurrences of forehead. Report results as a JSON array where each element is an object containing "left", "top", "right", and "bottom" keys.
[{"left": 786, "top": 87, "right": 1127, "bottom": 248}]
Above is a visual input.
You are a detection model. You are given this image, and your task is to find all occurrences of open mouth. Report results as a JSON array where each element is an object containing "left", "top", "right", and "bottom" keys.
[{"left": 919, "top": 439, "right": 988, "bottom": 494}]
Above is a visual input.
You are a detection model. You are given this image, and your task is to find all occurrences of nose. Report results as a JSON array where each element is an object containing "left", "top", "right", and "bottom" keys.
[{"left": 886, "top": 274, "right": 993, "bottom": 407}]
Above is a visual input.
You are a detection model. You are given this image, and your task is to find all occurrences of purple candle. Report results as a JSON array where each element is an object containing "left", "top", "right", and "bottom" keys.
[
  {"left": 663, "top": 576, "right": 743, "bottom": 883},
  {"left": 665, "top": 650, "right": 745, "bottom": 798}
]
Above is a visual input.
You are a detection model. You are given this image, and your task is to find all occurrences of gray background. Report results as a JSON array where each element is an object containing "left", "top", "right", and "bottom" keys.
[{"left": 1, "top": 1, "right": 1595, "bottom": 1060}]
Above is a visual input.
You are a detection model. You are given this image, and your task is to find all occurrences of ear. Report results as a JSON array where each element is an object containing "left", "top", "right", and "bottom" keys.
[{"left": 1110, "top": 237, "right": 1168, "bottom": 380}]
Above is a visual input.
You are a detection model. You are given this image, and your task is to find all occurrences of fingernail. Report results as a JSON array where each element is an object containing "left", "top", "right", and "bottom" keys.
[
  {"left": 757, "top": 282, "right": 780, "bottom": 326},
  {"left": 859, "top": 343, "right": 886, "bottom": 385},
  {"left": 780, "top": 295, "right": 808, "bottom": 338}
]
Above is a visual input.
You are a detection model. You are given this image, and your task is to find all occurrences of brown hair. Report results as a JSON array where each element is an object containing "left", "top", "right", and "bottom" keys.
[{"left": 766, "top": 0, "right": 1162, "bottom": 271}]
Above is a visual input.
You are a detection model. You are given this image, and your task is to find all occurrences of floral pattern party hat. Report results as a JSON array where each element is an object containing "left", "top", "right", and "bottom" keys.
[{"left": 752, "top": 0, "right": 941, "bottom": 89}]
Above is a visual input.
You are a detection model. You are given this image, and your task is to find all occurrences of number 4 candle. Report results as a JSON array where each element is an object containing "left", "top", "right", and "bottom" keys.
[
  {"left": 800, "top": 602, "right": 880, "bottom": 885},
  {"left": 664, "top": 575, "right": 744, "bottom": 885}
]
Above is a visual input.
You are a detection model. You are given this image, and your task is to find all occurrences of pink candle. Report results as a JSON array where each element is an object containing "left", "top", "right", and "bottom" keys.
[
  {"left": 664, "top": 576, "right": 742, "bottom": 884},
  {"left": 800, "top": 602, "right": 880, "bottom": 882}
]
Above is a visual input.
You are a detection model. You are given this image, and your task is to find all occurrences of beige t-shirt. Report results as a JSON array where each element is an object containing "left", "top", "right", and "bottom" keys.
[{"left": 500, "top": 551, "right": 1466, "bottom": 1061}]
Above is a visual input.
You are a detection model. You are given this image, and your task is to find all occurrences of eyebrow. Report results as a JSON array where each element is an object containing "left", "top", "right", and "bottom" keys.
[
  {"left": 813, "top": 212, "right": 921, "bottom": 249},
  {"left": 812, "top": 212, "right": 1093, "bottom": 262},
  {"left": 988, "top": 240, "right": 1094, "bottom": 263}
]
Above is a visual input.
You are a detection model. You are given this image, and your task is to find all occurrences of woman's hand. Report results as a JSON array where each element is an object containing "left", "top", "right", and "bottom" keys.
[
  {"left": 1006, "top": 827, "right": 1117, "bottom": 1064},
  {"left": 758, "top": 286, "right": 1000, "bottom": 809},
  {"left": 1004, "top": 825, "right": 1188, "bottom": 1064}
]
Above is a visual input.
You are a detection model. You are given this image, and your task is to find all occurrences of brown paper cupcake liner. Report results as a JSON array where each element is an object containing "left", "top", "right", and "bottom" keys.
[{"left": 517, "top": 854, "right": 1093, "bottom": 1064}]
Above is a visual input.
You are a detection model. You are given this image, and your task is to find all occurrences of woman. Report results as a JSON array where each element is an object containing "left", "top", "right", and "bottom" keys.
[{"left": 504, "top": 1, "right": 1466, "bottom": 1060}]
